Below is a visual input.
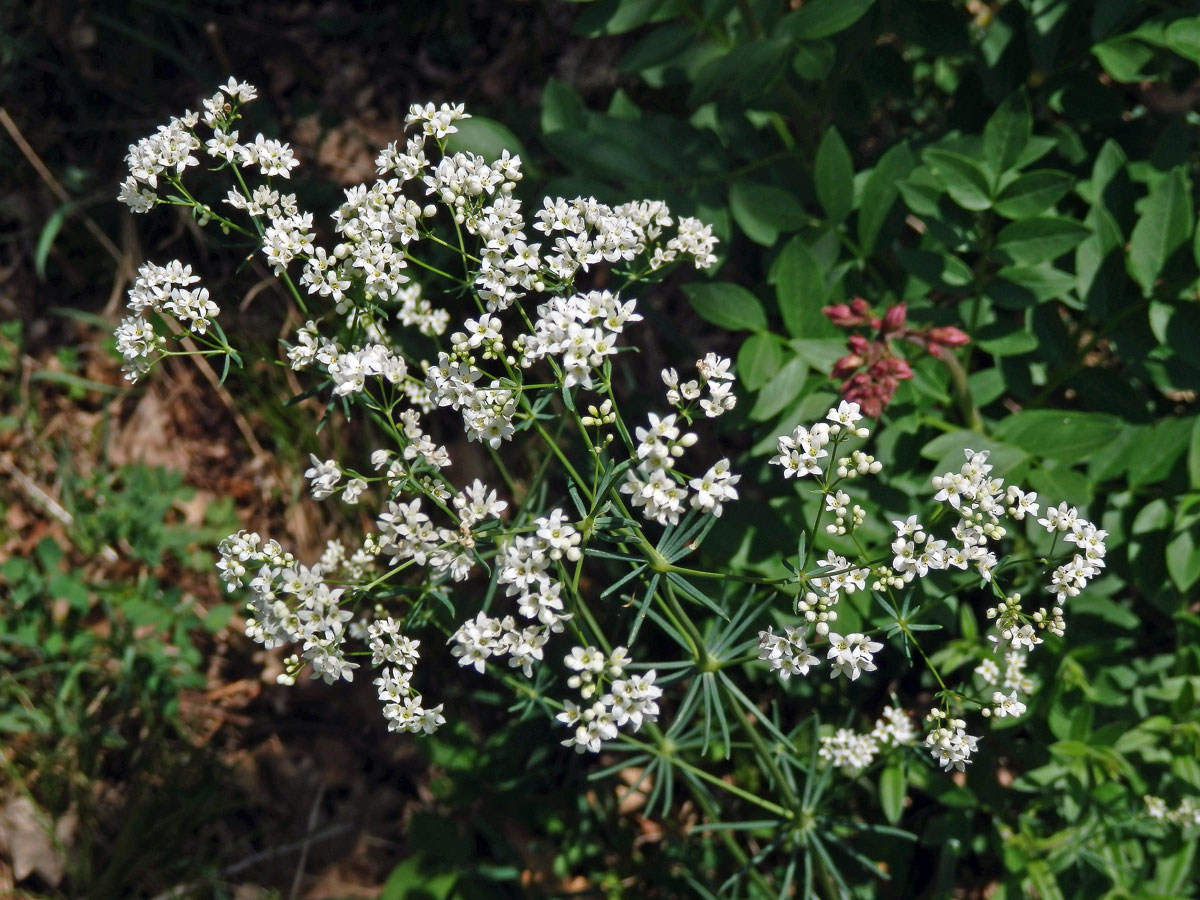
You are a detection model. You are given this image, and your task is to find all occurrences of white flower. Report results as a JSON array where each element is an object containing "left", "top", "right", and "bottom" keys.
[{"left": 826, "top": 632, "right": 883, "bottom": 681}]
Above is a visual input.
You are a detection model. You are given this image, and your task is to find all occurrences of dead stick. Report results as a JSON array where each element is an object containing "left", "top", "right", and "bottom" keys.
[{"left": 0, "top": 107, "right": 123, "bottom": 265}]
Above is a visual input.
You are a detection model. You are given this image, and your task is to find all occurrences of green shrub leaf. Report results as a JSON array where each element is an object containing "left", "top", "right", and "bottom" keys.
[
  {"left": 729, "top": 181, "right": 807, "bottom": 246},
  {"left": 683, "top": 283, "right": 768, "bottom": 332},
  {"left": 993, "top": 170, "right": 1074, "bottom": 218},
  {"left": 923, "top": 149, "right": 992, "bottom": 211},
  {"left": 770, "top": 236, "right": 829, "bottom": 339},
  {"left": 983, "top": 90, "right": 1032, "bottom": 175},
  {"left": 995, "top": 217, "right": 1090, "bottom": 265},
  {"left": 815, "top": 127, "right": 854, "bottom": 224},
  {"left": 1128, "top": 166, "right": 1194, "bottom": 296},
  {"left": 737, "top": 333, "right": 783, "bottom": 390},
  {"left": 777, "top": 0, "right": 873, "bottom": 41},
  {"left": 858, "top": 142, "right": 914, "bottom": 254}
]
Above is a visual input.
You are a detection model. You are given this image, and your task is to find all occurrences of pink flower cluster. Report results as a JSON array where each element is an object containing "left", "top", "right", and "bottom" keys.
[{"left": 823, "top": 299, "right": 969, "bottom": 417}]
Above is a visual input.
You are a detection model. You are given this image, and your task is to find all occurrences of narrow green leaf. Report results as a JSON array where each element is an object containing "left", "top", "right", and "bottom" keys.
[
  {"left": 857, "top": 142, "right": 914, "bottom": 254},
  {"left": 923, "top": 149, "right": 992, "bottom": 211},
  {"left": 814, "top": 127, "right": 854, "bottom": 224},
  {"left": 35, "top": 202, "right": 75, "bottom": 281},
  {"left": 1128, "top": 166, "right": 1194, "bottom": 296},
  {"left": 994, "top": 217, "right": 1090, "bottom": 265},
  {"left": 993, "top": 170, "right": 1074, "bottom": 218},
  {"left": 983, "top": 90, "right": 1032, "bottom": 175},
  {"left": 683, "top": 283, "right": 768, "bottom": 332},
  {"left": 879, "top": 765, "right": 905, "bottom": 824}
]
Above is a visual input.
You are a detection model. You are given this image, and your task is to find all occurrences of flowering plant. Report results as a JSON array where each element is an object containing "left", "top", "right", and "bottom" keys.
[{"left": 116, "top": 79, "right": 1117, "bottom": 894}]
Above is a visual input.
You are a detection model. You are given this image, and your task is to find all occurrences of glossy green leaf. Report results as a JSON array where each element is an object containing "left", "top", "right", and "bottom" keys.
[
  {"left": 738, "top": 333, "right": 783, "bottom": 390},
  {"left": 1165, "top": 17, "right": 1200, "bottom": 63},
  {"left": 880, "top": 765, "right": 905, "bottom": 824},
  {"left": 619, "top": 22, "right": 696, "bottom": 72},
  {"left": 1189, "top": 415, "right": 1200, "bottom": 487},
  {"left": 541, "top": 78, "right": 587, "bottom": 134},
  {"left": 771, "top": 236, "right": 829, "bottom": 338},
  {"left": 920, "top": 430, "right": 1029, "bottom": 477},
  {"left": 982, "top": 90, "right": 1032, "bottom": 175},
  {"left": 1092, "top": 36, "right": 1155, "bottom": 82},
  {"left": 1128, "top": 166, "right": 1194, "bottom": 296},
  {"left": 1128, "top": 415, "right": 1193, "bottom": 487},
  {"left": 749, "top": 355, "right": 809, "bottom": 421},
  {"left": 574, "top": 0, "right": 670, "bottom": 36},
  {"left": 729, "top": 181, "right": 807, "bottom": 246},
  {"left": 993, "top": 170, "right": 1074, "bottom": 218},
  {"left": 444, "top": 116, "right": 528, "bottom": 164},
  {"left": 815, "top": 127, "right": 854, "bottom": 224},
  {"left": 791, "top": 40, "right": 836, "bottom": 80},
  {"left": 975, "top": 321, "right": 1039, "bottom": 356},
  {"left": 683, "top": 283, "right": 768, "bottom": 332},
  {"left": 993, "top": 264, "right": 1076, "bottom": 304},
  {"left": 896, "top": 248, "right": 974, "bottom": 289},
  {"left": 923, "top": 149, "right": 992, "bottom": 211},
  {"left": 993, "top": 410, "right": 1123, "bottom": 463},
  {"left": 994, "top": 217, "right": 1090, "bottom": 265},
  {"left": 858, "top": 142, "right": 914, "bottom": 254},
  {"left": 777, "top": 0, "right": 873, "bottom": 41},
  {"left": 1166, "top": 527, "right": 1200, "bottom": 592}
]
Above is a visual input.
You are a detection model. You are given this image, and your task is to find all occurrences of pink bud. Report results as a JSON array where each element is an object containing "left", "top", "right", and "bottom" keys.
[
  {"left": 881, "top": 303, "right": 907, "bottom": 335},
  {"left": 822, "top": 304, "right": 858, "bottom": 327},
  {"left": 928, "top": 326, "right": 970, "bottom": 347}
]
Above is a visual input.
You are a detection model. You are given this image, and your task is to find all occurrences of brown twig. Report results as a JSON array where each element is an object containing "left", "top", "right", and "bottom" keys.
[{"left": 0, "top": 107, "right": 123, "bottom": 265}]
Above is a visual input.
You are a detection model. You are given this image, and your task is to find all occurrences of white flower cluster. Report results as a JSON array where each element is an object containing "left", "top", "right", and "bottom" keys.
[
  {"left": 369, "top": 621, "right": 445, "bottom": 735},
  {"left": 975, "top": 649, "right": 1033, "bottom": 695},
  {"left": 757, "top": 625, "right": 819, "bottom": 679},
  {"left": 449, "top": 611, "right": 550, "bottom": 677},
  {"left": 524, "top": 289, "right": 641, "bottom": 389},
  {"left": 123, "top": 83, "right": 736, "bottom": 747},
  {"left": 1036, "top": 502, "right": 1108, "bottom": 603},
  {"left": 985, "top": 592, "right": 1065, "bottom": 651},
  {"left": 798, "top": 549, "right": 869, "bottom": 635},
  {"left": 818, "top": 706, "right": 918, "bottom": 772},
  {"left": 662, "top": 352, "right": 737, "bottom": 418},
  {"left": 823, "top": 490, "right": 865, "bottom": 536},
  {"left": 924, "top": 709, "right": 980, "bottom": 772},
  {"left": 115, "top": 261, "right": 220, "bottom": 381},
  {"left": 770, "top": 401, "right": 873, "bottom": 479},
  {"left": 497, "top": 509, "right": 579, "bottom": 630},
  {"left": 216, "top": 531, "right": 359, "bottom": 684},
  {"left": 376, "top": 478, "right": 508, "bottom": 583},
  {"left": 827, "top": 631, "right": 884, "bottom": 681},
  {"left": 758, "top": 622, "right": 882, "bottom": 682},
  {"left": 621, "top": 411, "right": 740, "bottom": 526},
  {"left": 120, "top": 113, "right": 200, "bottom": 205},
  {"left": 556, "top": 646, "right": 662, "bottom": 753},
  {"left": 976, "top": 650, "right": 1034, "bottom": 720},
  {"left": 1144, "top": 795, "right": 1200, "bottom": 827}
]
